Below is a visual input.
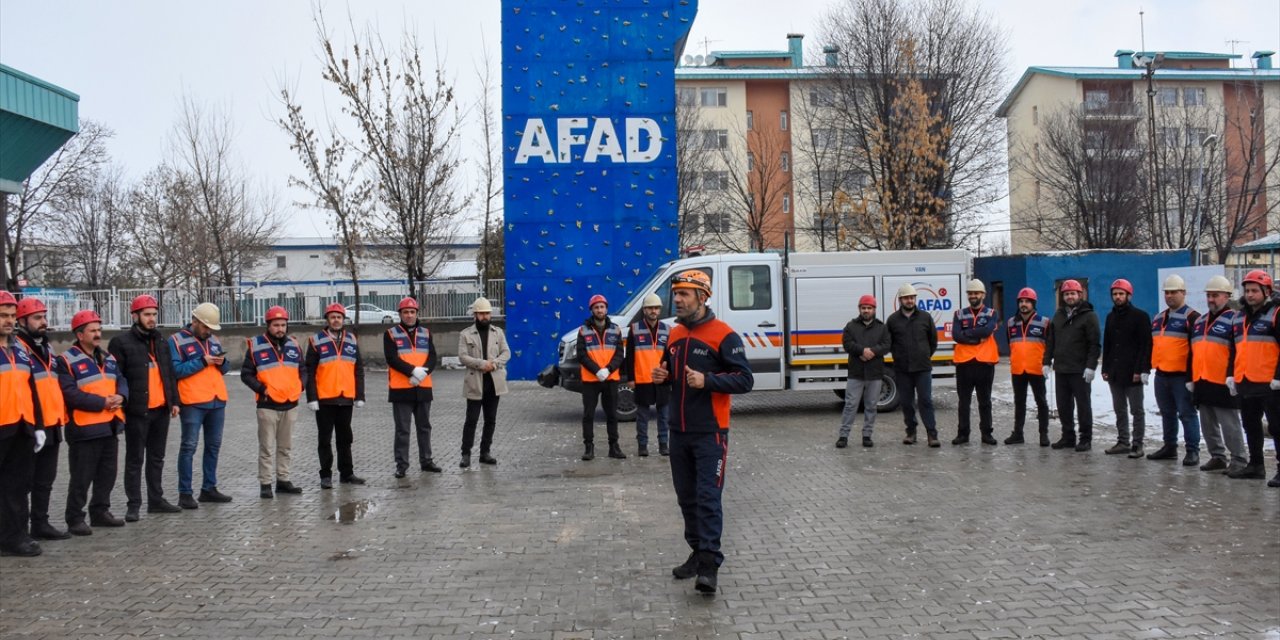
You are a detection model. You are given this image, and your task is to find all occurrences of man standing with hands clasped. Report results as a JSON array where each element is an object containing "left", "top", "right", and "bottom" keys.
[
  {"left": 654, "top": 270, "right": 753, "bottom": 595},
  {"left": 1101, "top": 279, "right": 1151, "bottom": 458},
  {"left": 384, "top": 297, "right": 441, "bottom": 477},
  {"left": 837, "top": 294, "right": 889, "bottom": 448},
  {"left": 576, "top": 294, "right": 625, "bottom": 461},
  {"left": 1046, "top": 280, "right": 1101, "bottom": 451},
  {"left": 624, "top": 294, "right": 671, "bottom": 457},
  {"left": 306, "top": 303, "right": 366, "bottom": 488},
  {"left": 951, "top": 279, "right": 1000, "bottom": 446},
  {"left": 241, "top": 306, "right": 305, "bottom": 498}
]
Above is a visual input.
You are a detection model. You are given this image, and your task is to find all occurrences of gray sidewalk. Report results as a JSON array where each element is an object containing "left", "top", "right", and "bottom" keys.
[{"left": 1, "top": 369, "right": 1276, "bottom": 639}]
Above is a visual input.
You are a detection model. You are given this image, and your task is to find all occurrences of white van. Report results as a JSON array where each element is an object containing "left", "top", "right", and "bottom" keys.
[{"left": 539, "top": 249, "right": 970, "bottom": 419}]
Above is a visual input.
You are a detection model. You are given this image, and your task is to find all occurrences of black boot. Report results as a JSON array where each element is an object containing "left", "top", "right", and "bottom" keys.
[
  {"left": 1039, "top": 431, "right": 1051, "bottom": 447},
  {"left": 1051, "top": 436, "right": 1076, "bottom": 449},
  {"left": 835, "top": 437, "right": 848, "bottom": 449},
  {"left": 178, "top": 493, "right": 199, "bottom": 509},
  {"left": 694, "top": 552, "right": 718, "bottom": 594},
  {"left": 608, "top": 441, "right": 627, "bottom": 459},
  {"left": 582, "top": 442, "right": 595, "bottom": 461},
  {"left": 260, "top": 484, "right": 274, "bottom": 499},
  {"left": 459, "top": 457, "right": 471, "bottom": 469},
  {"left": 30, "top": 520, "right": 70, "bottom": 541},
  {"left": 1004, "top": 432, "right": 1025, "bottom": 445},
  {"left": 659, "top": 442, "right": 669, "bottom": 456},
  {"left": 1146, "top": 443, "right": 1178, "bottom": 460},
  {"left": 1181, "top": 450, "right": 1200, "bottom": 467},
  {"left": 638, "top": 444, "right": 649, "bottom": 457},
  {"left": 980, "top": 433, "right": 998, "bottom": 445},
  {"left": 275, "top": 481, "right": 302, "bottom": 494},
  {"left": 420, "top": 460, "right": 442, "bottom": 473},
  {"left": 479, "top": 453, "right": 498, "bottom": 465},
  {"left": 672, "top": 551, "right": 699, "bottom": 579}
]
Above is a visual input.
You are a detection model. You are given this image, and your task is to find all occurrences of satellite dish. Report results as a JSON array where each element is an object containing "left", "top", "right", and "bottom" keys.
[
  {"left": 705, "top": 53, "right": 717, "bottom": 65},
  {"left": 694, "top": 54, "right": 704, "bottom": 65},
  {"left": 683, "top": 54, "right": 694, "bottom": 65}
]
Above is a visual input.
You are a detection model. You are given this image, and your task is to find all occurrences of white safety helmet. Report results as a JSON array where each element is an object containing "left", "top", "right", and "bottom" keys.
[
  {"left": 470, "top": 297, "right": 493, "bottom": 314},
  {"left": 896, "top": 283, "right": 918, "bottom": 299},
  {"left": 642, "top": 293, "right": 662, "bottom": 308},
  {"left": 1163, "top": 274, "right": 1187, "bottom": 291},
  {"left": 191, "top": 302, "right": 222, "bottom": 331},
  {"left": 966, "top": 279, "right": 986, "bottom": 294},
  {"left": 1203, "top": 276, "right": 1233, "bottom": 294}
]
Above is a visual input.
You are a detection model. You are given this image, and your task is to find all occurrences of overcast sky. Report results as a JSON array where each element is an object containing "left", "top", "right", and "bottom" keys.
[{"left": 1, "top": 0, "right": 1276, "bottom": 244}]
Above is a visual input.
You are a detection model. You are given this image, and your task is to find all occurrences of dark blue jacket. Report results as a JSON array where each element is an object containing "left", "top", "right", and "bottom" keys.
[{"left": 663, "top": 309, "right": 753, "bottom": 433}]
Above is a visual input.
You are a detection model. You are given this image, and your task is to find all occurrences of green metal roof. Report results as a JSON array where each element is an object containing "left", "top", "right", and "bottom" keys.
[
  {"left": 996, "top": 65, "right": 1280, "bottom": 117},
  {"left": 711, "top": 50, "right": 791, "bottom": 59},
  {"left": 1115, "top": 50, "right": 1243, "bottom": 61},
  {"left": 0, "top": 64, "right": 80, "bottom": 194}
]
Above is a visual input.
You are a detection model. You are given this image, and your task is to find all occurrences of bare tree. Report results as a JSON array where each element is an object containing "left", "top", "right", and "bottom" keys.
[
  {"left": 714, "top": 123, "right": 791, "bottom": 252},
  {"left": 53, "top": 164, "right": 129, "bottom": 288},
  {"left": 473, "top": 37, "right": 503, "bottom": 283},
  {"left": 674, "top": 98, "right": 721, "bottom": 250},
  {"left": 312, "top": 13, "right": 470, "bottom": 298},
  {"left": 2, "top": 120, "right": 112, "bottom": 290},
  {"left": 120, "top": 165, "right": 192, "bottom": 290},
  {"left": 819, "top": 0, "right": 1008, "bottom": 248},
  {"left": 791, "top": 80, "right": 865, "bottom": 251},
  {"left": 1201, "top": 81, "right": 1280, "bottom": 263}
]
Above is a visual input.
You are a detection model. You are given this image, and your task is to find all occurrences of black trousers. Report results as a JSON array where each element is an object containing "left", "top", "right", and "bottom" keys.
[
  {"left": 30, "top": 434, "right": 59, "bottom": 526},
  {"left": 124, "top": 408, "right": 170, "bottom": 509},
  {"left": 1239, "top": 393, "right": 1280, "bottom": 467},
  {"left": 392, "top": 401, "right": 432, "bottom": 470},
  {"left": 66, "top": 436, "right": 118, "bottom": 524},
  {"left": 956, "top": 361, "right": 995, "bottom": 437},
  {"left": 0, "top": 434, "right": 35, "bottom": 547},
  {"left": 316, "top": 404, "right": 354, "bottom": 479},
  {"left": 462, "top": 389, "right": 500, "bottom": 456},
  {"left": 1055, "top": 373, "right": 1093, "bottom": 443},
  {"left": 581, "top": 381, "right": 620, "bottom": 444},
  {"left": 1012, "top": 373, "right": 1050, "bottom": 435}
]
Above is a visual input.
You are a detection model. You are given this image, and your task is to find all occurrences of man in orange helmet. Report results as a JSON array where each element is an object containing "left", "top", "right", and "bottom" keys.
[
  {"left": 384, "top": 297, "right": 441, "bottom": 477},
  {"left": 1100, "top": 279, "right": 1152, "bottom": 457},
  {"left": 242, "top": 306, "right": 305, "bottom": 498},
  {"left": 0, "top": 290, "right": 45, "bottom": 556},
  {"left": 108, "top": 294, "right": 181, "bottom": 522},
  {"left": 838, "top": 294, "right": 889, "bottom": 448},
  {"left": 59, "top": 310, "right": 128, "bottom": 535},
  {"left": 1230, "top": 269, "right": 1280, "bottom": 484},
  {"left": 1004, "top": 288, "right": 1052, "bottom": 446},
  {"left": 576, "top": 293, "right": 625, "bottom": 461},
  {"left": 305, "top": 303, "right": 366, "bottom": 488},
  {"left": 14, "top": 297, "right": 69, "bottom": 540}
]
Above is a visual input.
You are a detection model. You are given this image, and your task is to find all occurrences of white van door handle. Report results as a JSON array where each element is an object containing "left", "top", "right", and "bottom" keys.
[{"left": 757, "top": 322, "right": 777, "bottom": 328}]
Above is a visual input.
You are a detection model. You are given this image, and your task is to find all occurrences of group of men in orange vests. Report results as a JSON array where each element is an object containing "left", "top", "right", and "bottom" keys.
[{"left": 0, "top": 292, "right": 508, "bottom": 557}]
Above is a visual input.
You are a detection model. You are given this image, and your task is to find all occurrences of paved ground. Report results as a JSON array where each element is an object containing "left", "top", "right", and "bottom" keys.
[{"left": 1, "top": 367, "right": 1277, "bottom": 639}]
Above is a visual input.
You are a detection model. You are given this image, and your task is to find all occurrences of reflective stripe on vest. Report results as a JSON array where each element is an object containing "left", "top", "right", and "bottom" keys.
[
  {"left": 954, "top": 306, "right": 999, "bottom": 364},
  {"left": 387, "top": 324, "right": 432, "bottom": 389},
  {"left": 312, "top": 330, "right": 357, "bottom": 400},
  {"left": 0, "top": 342, "right": 37, "bottom": 428},
  {"left": 248, "top": 334, "right": 303, "bottom": 403},
  {"left": 171, "top": 329, "right": 228, "bottom": 405},
  {"left": 61, "top": 345, "right": 124, "bottom": 437},
  {"left": 1233, "top": 306, "right": 1280, "bottom": 384},
  {"left": 580, "top": 323, "right": 622, "bottom": 382},
  {"left": 1191, "top": 310, "right": 1234, "bottom": 385},
  {"left": 630, "top": 320, "right": 670, "bottom": 384},
  {"left": 1151, "top": 305, "right": 1194, "bottom": 373},
  {"left": 1007, "top": 314, "right": 1049, "bottom": 376},
  {"left": 26, "top": 344, "right": 66, "bottom": 427}
]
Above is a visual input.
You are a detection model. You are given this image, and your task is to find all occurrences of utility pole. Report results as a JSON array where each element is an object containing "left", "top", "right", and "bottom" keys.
[{"left": 1135, "top": 52, "right": 1165, "bottom": 246}]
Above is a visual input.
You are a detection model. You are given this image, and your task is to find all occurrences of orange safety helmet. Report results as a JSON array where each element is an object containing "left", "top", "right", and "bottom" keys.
[
  {"left": 0, "top": 290, "right": 16, "bottom": 307},
  {"left": 1016, "top": 287, "right": 1037, "bottom": 302},
  {"left": 1060, "top": 279, "right": 1084, "bottom": 293},
  {"left": 397, "top": 297, "right": 419, "bottom": 312},
  {"left": 71, "top": 309, "right": 103, "bottom": 332},
  {"left": 324, "top": 303, "right": 347, "bottom": 318},
  {"left": 858, "top": 294, "right": 877, "bottom": 307},
  {"left": 130, "top": 294, "right": 159, "bottom": 313},
  {"left": 671, "top": 270, "right": 713, "bottom": 298},
  {"left": 265, "top": 306, "right": 289, "bottom": 323},
  {"left": 1243, "top": 269, "right": 1273, "bottom": 291},
  {"left": 1110, "top": 279, "right": 1133, "bottom": 295},
  {"left": 16, "top": 297, "right": 47, "bottom": 319},
  {"left": 588, "top": 294, "right": 608, "bottom": 309}
]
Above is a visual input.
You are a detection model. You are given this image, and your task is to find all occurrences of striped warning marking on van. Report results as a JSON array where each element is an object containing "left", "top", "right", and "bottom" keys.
[{"left": 740, "top": 332, "right": 782, "bottom": 348}]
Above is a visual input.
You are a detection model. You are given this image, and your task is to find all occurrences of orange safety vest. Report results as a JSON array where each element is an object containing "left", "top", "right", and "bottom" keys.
[
  {"left": 1190, "top": 309, "right": 1234, "bottom": 385},
  {"left": 1007, "top": 313, "right": 1049, "bottom": 376},
  {"left": 1151, "top": 305, "right": 1196, "bottom": 374},
  {"left": 21, "top": 339, "right": 66, "bottom": 428},
  {"left": 247, "top": 334, "right": 303, "bottom": 404},
  {"left": 953, "top": 306, "right": 999, "bottom": 364},
  {"left": 629, "top": 320, "right": 670, "bottom": 384},
  {"left": 0, "top": 341, "right": 38, "bottom": 429},
  {"left": 387, "top": 324, "right": 433, "bottom": 389},
  {"left": 311, "top": 329, "right": 358, "bottom": 401},
  {"left": 61, "top": 345, "right": 124, "bottom": 439},
  {"left": 171, "top": 329, "right": 228, "bottom": 405},
  {"left": 1232, "top": 305, "right": 1280, "bottom": 384},
  {"left": 579, "top": 321, "right": 622, "bottom": 382}
]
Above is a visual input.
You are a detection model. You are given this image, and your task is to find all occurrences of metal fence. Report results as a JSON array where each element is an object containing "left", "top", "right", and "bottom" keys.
[{"left": 20, "top": 280, "right": 507, "bottom": 330}]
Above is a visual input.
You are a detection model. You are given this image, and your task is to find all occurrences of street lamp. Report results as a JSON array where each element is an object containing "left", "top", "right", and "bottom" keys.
[
  {"left": 1192, "top": 133, "right": 1219, "bottom": 266},
  {"left": 1134, "top": 52, "right": 1165, "bottom": 239}
]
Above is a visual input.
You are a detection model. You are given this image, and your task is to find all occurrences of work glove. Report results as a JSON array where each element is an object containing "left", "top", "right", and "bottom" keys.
[
  {"left": 33, "top": 430, "right": 46, "bottom": 453},
  {"left": 308, "top": 401, "right": 320, "bottom": 412},
  {"left": 355, "top": 400, "right": 366, "bottom": 409},
  {"left": 1185, "top": 381, "right": 1194, "bottom": 393},
  {"left": 596, "top": 368, "right": 610, "bottom": 382},
  {"left": 1226, "top": 377, "right": 1237, "bottom": 396},
  {"left": 411, "top": 366, "right": 428, "bottom": 380},
  {"left": 1271, "top": 379, "right": 1280, "bottom": 391},
  {"left": 1082, "top": 369, "right": 1095, "bottom": 384},
  {"left": 408, "top": 373, "right": 423, "bottom": 386},
  {"left": 1042, "top": 365, "right": 1052, "bottom": 378},
  {"left": 1140, "top": 373, "right": 1149, "bottom": 385}
]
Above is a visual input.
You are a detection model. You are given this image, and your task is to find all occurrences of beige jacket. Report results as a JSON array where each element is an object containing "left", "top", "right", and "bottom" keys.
[{"left": 458, "top": 324, "right": 510, "bottom": 399}]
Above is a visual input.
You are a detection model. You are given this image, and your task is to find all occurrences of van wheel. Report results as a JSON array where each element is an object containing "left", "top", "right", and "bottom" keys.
[
  {"left": 834, "top": 375, "right": 900, "bottom": 413},
  {"left": 615, "top": 385, "right": 637, "bottom": 422}
]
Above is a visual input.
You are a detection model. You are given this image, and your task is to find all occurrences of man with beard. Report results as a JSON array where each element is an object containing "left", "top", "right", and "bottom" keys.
[
  {"left": 838, "top": 294, "right": 889, "bottom": 448},
  {"left": 0, "top": 291, "right": 45, "bottom": 557},
  {"left": 624, "top": 294, "right": 671, "bottom": 457},
  {"left": 653, "top": 270, "right": 753, "bottom": 595},
  {"left": 576, "top": 294, "right": 625, "bottom": 460},
  {"left": 1100, "top": 279, "right": 1152, "bottom": 457},
  {"left": 951, "top": 279, "right": 999, "bottom": 446},
  {"left": 1148, "top": 275, "right": 1202, "bottom": 466},
  {"left": 170, "top": 303, "right": 231, "bottom": 507},
  {"left": 108, "top": 295, "right": 181, "bottom": 522},
  {"left": 384, "top": 297, "right": 441, "bottom": 477},
  {"left": 886, "top": 283, "right": 939, "bottom": 447},
  {"left": 1188, "top": 276, "right": 1246, "bottom": 474},
  {"left": 306, "top": 304, "right": 366, "bottom": 488},
  {"left": 241, "top": 306, "right": 305, "bottom": 498},
  {"left": 1045, "top": 279, "right": 1101, "bottom": 451},
  {"left": 14, "top": 297, "right": 68, "bottom": 540},
  {"left": 457, "top": 297, "right": 510, "bottom": 467},
  {"left": 1229, "top": 269, "right": 1279, "bottom": 483},
  {"left": 1004, "top": 288, "right": 1051, "bottom": 446}
]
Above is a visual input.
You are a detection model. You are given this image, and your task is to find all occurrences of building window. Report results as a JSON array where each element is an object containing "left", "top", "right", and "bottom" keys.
[
  {"left": 702, "top": 129, "right": 728, "bottom": 150},
  {"left": 677, "top": 87, "right": 697, "bottom": 107},
  {"left": 1032, "top": 106, "right": 1038, "bottom": 125},
  {"left": 1157, "top": 87, "right": 1179, "bottom": 106},
  {"left": 747, "top": 152, "right": 755, "bottom": 171},
  {"left": 1084, "top": 90, "right": 1110, "bottom": 107},
  {"left": 700, "top": 87, "right": 728, "bottom": 107},
  {"left": 1185, "top": 127, "right": 1209, "bottom": 147},
  {"left": 780, "top": 110, "right": 789, "bottom": 131},
  {"left": 811, "top": 128, "right": 837, "bottom": 149},
  {"left": 309, "top": 254, "right": 320, "bottom": 259},
  {"left": 746, "top": 110, "right": 753, "bottom": 130},
  {"left": 1158, "top": 126, "right": 1181, "bottom": 148},
  {"left": 1183, "top": 87, "right": 1206, "bottom": 106},
  {"left": 1034, "top": 142, "right": 1040, "bottom": 163},
  {"left": 780, "top": 152, "right": 790, "bottom": 172},
  {"left": 702, "top": 171, "right": 728, "bottom": 191},
  {"left": 703, "top": 212, "right": 731, "bottom": 233},
  {"left": 1034, "top": 179, "right": 1041, "bottom": 202},
  {"left": 782, "top": 194, "right": 791, "bottom": 213},
  {"left": 809, "top": 89, "right": 834, "bottom": 107},
  {"left": 276, "top": 255, "right": 287, "bottom": 269}
]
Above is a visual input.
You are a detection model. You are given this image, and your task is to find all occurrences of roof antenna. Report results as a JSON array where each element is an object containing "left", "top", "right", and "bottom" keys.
[{"left": 1139, "top": 8, "right": 1146, "bottom": 53}]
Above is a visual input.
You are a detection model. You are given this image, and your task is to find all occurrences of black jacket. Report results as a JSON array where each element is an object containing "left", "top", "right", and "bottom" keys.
[
  {"left": 107, "top": 324, "right": 179, "bottom": 416},
  {"left": 661, "top": 309, "right": 754, "bottom": 433},
  {"left": 1046, "top": 300, "right": 1101, "bottom": 374},
  {"left": 842, "top": 316, "right": 891, "bottom": 380},
  {"left": 886, "top": 308, "right": 937, "bottom": 373},
  {"left": 240, "top": 333, "right": 307, "bottom": 410},
  {"left": 1102, "top": 302, "right": 1152, "bottom": 387},
  {"left": 383, "top": 322, "right": 440, "bottom": 404}
]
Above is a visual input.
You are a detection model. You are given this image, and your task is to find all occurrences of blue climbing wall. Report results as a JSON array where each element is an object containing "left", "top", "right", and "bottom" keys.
[{"left": 502, "top": 0, "right": 698, "bottom": 379}]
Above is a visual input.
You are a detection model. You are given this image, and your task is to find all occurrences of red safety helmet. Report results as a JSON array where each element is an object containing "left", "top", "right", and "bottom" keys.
[
  {"left": 324, "top": 303, "right": 346, "bottom": 318},
  {"left": 1060, "top": 279, "right": 1084, "bottom": 293},
  {"left": 858, "top": 294, "right": 877, "bottom": 308},
  {"left": 16, "top": 297, "right": 47, "bottom": 319},
  {"left": 1110, "top": 278, "right": 1133, "bottom": 295},
  {"left": 398, "top": 297, "right": 419, "bottom": 312},
  {"left": 130, "top": 294, "right": 159, "bottom": 313},
  {"left": 265, "top": 306, "right": 289, "bottom": 322},
  {"left": 1243, "top": 269, "right": 1273, "bottom": 291},
  {"left": 0, "top": 290, "right": 16, "bottom": 307},
  {"left": 1016, "top": 287, "right": 1037, "bottom": 302},
  {"left": 588, "top": 294, "right": 608, "bottom": 309},
  {"left": 71, "top": 309, "right": 102, "bottom": 332}
]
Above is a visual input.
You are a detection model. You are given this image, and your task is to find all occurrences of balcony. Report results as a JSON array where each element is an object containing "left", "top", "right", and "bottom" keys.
[{"left": 1079, "top": 101, "right": 1141, "bottom": 119}]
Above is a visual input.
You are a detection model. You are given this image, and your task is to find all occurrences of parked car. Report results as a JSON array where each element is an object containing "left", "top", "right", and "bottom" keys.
[{"left": 344, "top": 303, "right": 396, "bottom": 324}]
